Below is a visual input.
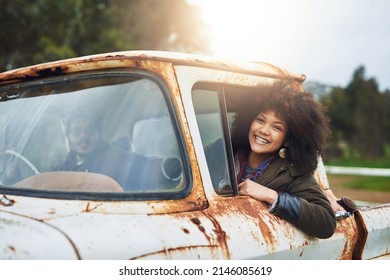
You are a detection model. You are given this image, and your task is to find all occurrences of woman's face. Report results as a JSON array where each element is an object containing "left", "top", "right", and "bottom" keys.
[{"left": 248, "top": 110, "right": 287, "bottom": 160}]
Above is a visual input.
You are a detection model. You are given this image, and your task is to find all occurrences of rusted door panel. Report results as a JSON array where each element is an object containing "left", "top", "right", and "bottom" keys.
[{"left": 205, "top": 197, "right": 358, "bottom": 259}]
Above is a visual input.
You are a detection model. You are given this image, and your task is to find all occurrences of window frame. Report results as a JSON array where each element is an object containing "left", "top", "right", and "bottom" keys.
[{"left": 192, "top": 82, "right": 239, "bottom": 196}]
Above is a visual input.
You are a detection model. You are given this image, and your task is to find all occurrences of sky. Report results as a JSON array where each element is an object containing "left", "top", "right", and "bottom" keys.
[{"left": 189, "top": 0, "right": 390, "bottom": 91}]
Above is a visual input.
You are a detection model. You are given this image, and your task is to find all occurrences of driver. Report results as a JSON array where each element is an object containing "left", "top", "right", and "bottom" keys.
[
  {"left": 56, "top": 112, "right": 182, "bottom": 189},
  {"left": 54, "top": 112, "right": 130, "bottom": 186}
]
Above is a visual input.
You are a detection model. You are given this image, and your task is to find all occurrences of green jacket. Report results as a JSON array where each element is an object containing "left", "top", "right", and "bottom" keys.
[{"left": 257, "top": 157, "right": 337, "bottom": 239}]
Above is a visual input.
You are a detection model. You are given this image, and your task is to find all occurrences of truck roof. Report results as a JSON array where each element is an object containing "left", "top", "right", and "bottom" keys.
[{"left": 0, "top": 50, "right": 306, "bottom": 85}]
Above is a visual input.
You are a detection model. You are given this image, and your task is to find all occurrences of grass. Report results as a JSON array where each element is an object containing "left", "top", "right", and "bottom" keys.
[
  {"left": 327, "top": 174, "right": 390, "bottom": 192},
  {"left": 324, "top": 156, "right": 390, "bottom": 192},
  {"left": 324, "top": 147, "right": 390, "bottom": 197}
]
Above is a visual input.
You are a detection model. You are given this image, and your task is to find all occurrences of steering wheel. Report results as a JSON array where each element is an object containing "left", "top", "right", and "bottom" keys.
[
  {"left": 0, "top": 149, "right": 40, "bottom": 185},
  {"left": 5, "top": 149, "right": 40, "bottom": 175}
]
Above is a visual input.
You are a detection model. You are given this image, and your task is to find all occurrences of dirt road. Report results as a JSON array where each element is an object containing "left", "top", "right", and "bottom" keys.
[
  {"left": 327, "top": 175, "right": 390, "bottom": 204},
  {"left": 331, "top": 185, "right": 390, "bottom": 204}
]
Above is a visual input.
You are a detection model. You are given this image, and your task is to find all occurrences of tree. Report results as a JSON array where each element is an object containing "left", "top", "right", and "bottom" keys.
[
  {"left": 322, "top": 65, "right": 388, "bottom": 159},
  {"left": 0, "top": 0, "right": 210, "bottom": 71},
  {"left": 346, "top": 66, "right": 386, "bottom": 158},
  {"left": 384, "top": 89, "right": 390, "bottom": 144}
]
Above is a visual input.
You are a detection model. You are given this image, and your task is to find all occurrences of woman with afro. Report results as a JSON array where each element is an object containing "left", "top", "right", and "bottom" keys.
[{"left": 231, "top": 82, "right": 336, "bottom": 239}]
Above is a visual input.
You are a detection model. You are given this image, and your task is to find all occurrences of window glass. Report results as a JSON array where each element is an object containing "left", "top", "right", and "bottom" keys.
[
  {"left": 192, "top": 87, "right": 234, "bottom": 195},
  {"left": 0, "top": 73, "right": 187, "bottom": 200}
]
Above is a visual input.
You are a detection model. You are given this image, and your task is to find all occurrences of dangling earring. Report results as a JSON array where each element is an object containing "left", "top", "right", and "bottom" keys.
[{"left": 279, "top": 147, "right": 287, "bottom": 159}]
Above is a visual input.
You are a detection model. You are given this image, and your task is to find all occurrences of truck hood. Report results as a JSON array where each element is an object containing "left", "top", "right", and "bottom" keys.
[
  {"left": 1, "top": 208, "right": 225, "bottom": 260},
  {"left": 0, "top": 211, "right": 79, "bottom": 259}
]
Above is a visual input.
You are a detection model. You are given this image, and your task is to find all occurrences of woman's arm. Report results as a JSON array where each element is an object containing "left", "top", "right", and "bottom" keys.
[{"left": 238, "top": 175, "right": 337, "bottom": 239}]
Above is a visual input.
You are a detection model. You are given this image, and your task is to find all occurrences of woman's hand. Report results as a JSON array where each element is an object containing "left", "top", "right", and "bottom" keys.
[{"left": 238, "top": 179, "right": 278, "bottom": 205}]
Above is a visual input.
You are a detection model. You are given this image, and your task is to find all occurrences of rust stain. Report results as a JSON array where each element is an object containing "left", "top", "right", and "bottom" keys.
[
  {"left": 35, "top": 66, "right": 67, "bottom": 76},
  {"left": 190, "top": 217, "right": 201, "bottom": 225},
  {"left": 189, "top": 215, "right": 229, "bottom": 258},
  {"left": 203, "top": 211, "right": 230, "bottom": 259},
  {"left": 257, "top": 218, "right": 277, "bottom": 249},
  {"left": 0, "top": 196, "right": 15, "bottom": 206},
  {"left": 83, "top": 202, "right": 101, "bottom": 213},
  {"left": 84, "top": 202, "right": 90, "bottom": 212},
  {"left": 204, "top": 197, "right": 282, "bottom": 256},
  {"left": 236, "top": 200, "right": 278, "bottom": 251},
  {"left": 352, "top": 211, "right": 368, "bottom": 260},
  {"left": 191, "top": 217, "right": 206, "bottom": 234},
  {"left": 334, "top": 215, "right": 358, "bottom": 259},
  {"left": 104, "top": 54, "right": 127, "bottom": 59},
  {"left": 5, "top": 66, "right": 69, "bottom": 83},
  {"left": 299, "top": 248, "right": 304, "bottom": 257},
  {"left": 127, "top": 211, "right": 230, "bottom": 259},
  {"left": 8, "top": 245, "right": 16, "bottom": 253},
  {"left": 131, "top": 244, "right": 219, "bottom": 260}
]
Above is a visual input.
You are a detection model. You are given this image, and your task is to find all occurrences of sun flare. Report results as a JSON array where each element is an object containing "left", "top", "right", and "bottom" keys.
[
  {"left": 190, "top": 0, "right": 305, "bottom": 64},
  {"left": 191, "top": 0, "right": 275, "bottom": 61}
]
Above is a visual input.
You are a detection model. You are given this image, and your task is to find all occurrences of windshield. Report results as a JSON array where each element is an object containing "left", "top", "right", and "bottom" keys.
[{"left": 0, "top": 72, "right": 188, "bottom": 200}]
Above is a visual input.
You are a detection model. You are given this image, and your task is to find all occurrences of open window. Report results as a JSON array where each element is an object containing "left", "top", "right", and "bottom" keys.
[
  {"left": 192, "top": 84, "right": 235, "bottom": 196},
  {"left": 192, "top": 83, "right": 268, "bottom": 196}
]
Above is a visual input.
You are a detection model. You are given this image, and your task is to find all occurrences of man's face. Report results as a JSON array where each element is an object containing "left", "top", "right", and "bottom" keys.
[{"left": 68, "top": 116, "right": 100, "bottom": 157}]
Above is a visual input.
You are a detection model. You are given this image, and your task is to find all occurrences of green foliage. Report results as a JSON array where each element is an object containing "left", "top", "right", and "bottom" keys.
[
  {"left": 321, "top": 66, "right": 390, "bottom": 160},
  {"left": 325, "top": 158, "right": 390, "bottom": 169},
  {"left": 0, "top": 0, "right": 210, "bottom": 70}
]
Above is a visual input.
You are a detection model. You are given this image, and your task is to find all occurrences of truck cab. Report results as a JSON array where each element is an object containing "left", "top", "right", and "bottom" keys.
[{"left": 0, "top": 51, "right": 389, "bottom": 259}]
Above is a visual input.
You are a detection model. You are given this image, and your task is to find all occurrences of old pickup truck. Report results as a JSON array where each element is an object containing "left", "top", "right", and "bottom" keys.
[{"left": 0, "top": 51, "right": 389, "bottom": 259}]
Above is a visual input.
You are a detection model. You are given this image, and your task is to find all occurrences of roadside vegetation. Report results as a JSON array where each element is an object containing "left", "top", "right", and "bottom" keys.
[
  {"left": 328, "top": 174, "right": 390, "bottom": 192},
  {"left": 325, "top": 151, "right": 390, "bottom": 169},
  {"left": 324, "top": 145, "right": 390, "bottom": 193},
  {"left": 320, "top": 71, "right": 390, "bottom": 194}
]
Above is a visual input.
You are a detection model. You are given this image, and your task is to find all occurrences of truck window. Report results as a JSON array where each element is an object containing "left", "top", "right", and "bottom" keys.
[
  {"left": 192, "top": 86, "right": 235, "bottom": 196},
  {"left": 0, "top": 72, "right": 188, "bottom": 200}
]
